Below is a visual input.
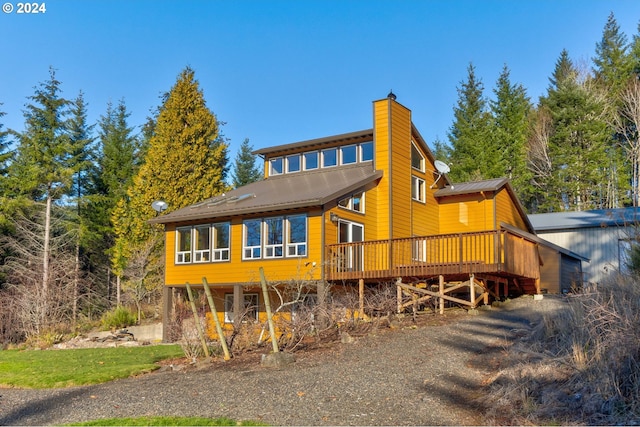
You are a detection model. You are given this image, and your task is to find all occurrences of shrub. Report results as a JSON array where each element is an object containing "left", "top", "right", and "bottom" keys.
[{"left": 100, "top": 306, "right": 137, "bottom": 330}]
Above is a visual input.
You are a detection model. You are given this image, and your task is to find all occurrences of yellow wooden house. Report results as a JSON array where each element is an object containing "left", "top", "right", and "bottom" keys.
[{"left": 151, "top": 93, "right": 585, "bottom": 340}]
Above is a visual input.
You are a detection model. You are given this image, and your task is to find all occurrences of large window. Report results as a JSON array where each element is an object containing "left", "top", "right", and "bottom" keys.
[
  {"left": 175, "top": 222, "right": 230, "bottom": 264},
  {"left": 224, "top": 293, "right": 259, "bottom": 323},
  {"left": 287, "top": 215, "right": 307, "bottom": 256},
  {"left": 268, "top": 141, "right": 373, "bottom": 175},
  {"left": 176, "top": 227, "right": 192, "bottom": 264},
  {"left": 243, "top": 215, "right": 307, "bottom": 260},
  {"left": 213, "top": 223, "right": 230, "bottom": 261},
  {"left": 243, "top": 219, "right": 262, "bottom": 259},
  {"left": 411, "top": 143, "right": 425, "bottom": 171},
  {"left": 194, "top": 225, "right": 211, "bottom": 262},
  {"left": 412, "top": 176, "right": 426, "bottom": 202}
]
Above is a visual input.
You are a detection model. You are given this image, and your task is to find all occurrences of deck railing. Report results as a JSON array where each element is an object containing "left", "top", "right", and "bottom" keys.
[{"left": 325, "top": 229, "right": 540, "bottom": 281}]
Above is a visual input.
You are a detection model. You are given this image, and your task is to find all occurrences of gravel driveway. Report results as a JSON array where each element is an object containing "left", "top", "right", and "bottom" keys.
[{"left": 0, "top": 296, "right": 565, "bottom": 426}]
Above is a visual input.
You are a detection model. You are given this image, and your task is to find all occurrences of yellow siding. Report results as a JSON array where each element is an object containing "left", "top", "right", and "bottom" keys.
[
  {"left": 495, "top": 189, "right": 528, "bottom": 230},
  {"left": 438, "top": 194, "right": 492, "bottom": 234},
  {"left": 165, "top": 210, "right": 324, "bottom": 286},
  {"left": 389, "top": 102, "right": 412, "bottom": 239},
  {"left": 414, "top": 154, "right": 440, "bottom": 237},
  {"left": 373, "top": 100, "right": 391, "bottom": 241}
]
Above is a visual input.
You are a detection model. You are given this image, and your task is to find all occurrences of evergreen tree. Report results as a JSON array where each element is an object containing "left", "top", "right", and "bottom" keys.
[
  {"left": 592, "top": 13, "right": 633, "bottom": 208},
  {"left": 86, "top": 99, "right": 139, "bottom": 306},
  {"left": 542, "top": 51, "right": 610, "bottom": 211},
  {"left": 490, "top": 65, "right": 533, "bottom": 199},
  {"left": 0, "top": 108, "right": 11, "bottom": 191},
  {"left": 447, "top": 63, "right": 493, "bottom": 182},
  {"left": 5, "top": 67, "right": 74, "bottom": 330},
  {"left": 112, "top": 67, "right": 229, "bottom": 302},
  {"left": 231, "top": 138, "right": 262, "bottom": 188}
]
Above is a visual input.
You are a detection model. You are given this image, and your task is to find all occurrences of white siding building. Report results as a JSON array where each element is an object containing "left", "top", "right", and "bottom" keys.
[{"left": 529, "top": 208, "right": 640, "bottom": 285}]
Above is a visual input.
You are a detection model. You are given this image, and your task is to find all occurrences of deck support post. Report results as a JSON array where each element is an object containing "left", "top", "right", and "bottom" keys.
[
  {"left": 233, "top": 284, "right": 244, "bottom": 323},
  {"left": 396, "top": 278, "right": 402, "bottom": 314},
  {"left": 439, "top": 275, "right": 444, "bottom": 314},
  {"left": 358, "top": 279, "right": 364, "bottom": 319},
  {"left": 469, "top": 274, "right": 476, "bottom": 308}
]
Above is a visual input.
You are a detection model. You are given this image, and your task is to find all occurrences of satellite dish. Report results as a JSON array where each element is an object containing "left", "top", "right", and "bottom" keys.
[
  {"left": 430, "top": 160, "right": 451, "bottom": 189},
  {"left": 434, "top": 160, "right": 450, "bottom": 174},
  {"left": 151, "top": 200, "right": 168, "bottom": 213}
]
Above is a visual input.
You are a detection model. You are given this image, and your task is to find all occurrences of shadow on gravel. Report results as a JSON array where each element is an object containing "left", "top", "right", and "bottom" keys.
[{"left": 0, "top": 386, "right": 96, "bottom": 425}]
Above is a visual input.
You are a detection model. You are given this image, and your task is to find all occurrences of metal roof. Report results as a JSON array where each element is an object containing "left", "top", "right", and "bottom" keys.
[
  {"left": 529, "top": 207, "right": 640, "bottom": 231},
  {"left": 150, "top": 163, "right": 382, "bottom": 224},
  {"left": 433, "top": 178, "right": 509, "bottom": 197}
]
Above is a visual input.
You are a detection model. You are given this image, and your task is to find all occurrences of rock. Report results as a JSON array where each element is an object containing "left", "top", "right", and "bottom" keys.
[
  {"left": 340, "top": 332, "right": 355, "bottom": 344},
  {"left": 260, "top": 352, "right": 296, "bottom": 368}
]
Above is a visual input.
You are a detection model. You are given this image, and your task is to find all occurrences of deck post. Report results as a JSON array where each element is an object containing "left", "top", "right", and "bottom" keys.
[
  {"left": 469, "top": 274, "right": 476, "bottom": 308},
  {"left": 396, "top": 278, "right": 402, "bottom": 314},
  {"left": 233, "top": 284, "right": 243, "bottom": 323},
  {"left": 358, "top": 279, "right": 364, "bottom": 319},
  {"left": 439, "top": 275, "right": 444, "bottom": 315},
  {"left": 162, "top": 285, "right": 172, "bottom": 342}
]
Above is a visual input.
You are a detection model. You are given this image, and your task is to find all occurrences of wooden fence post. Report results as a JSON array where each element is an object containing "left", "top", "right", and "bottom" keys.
[
  {"left": 185, "top": 282, "right": 210, "bottom": 358},
  {"left": 202, "top": 277, "right": 231, "bottom": 360},
  {"left": 259, "top": 267, "right": 280, "bottom": 354}
]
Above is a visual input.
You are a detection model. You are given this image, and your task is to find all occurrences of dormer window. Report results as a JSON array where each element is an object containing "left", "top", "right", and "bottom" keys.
[
  {"left": 286, "top": 154, "right": 301, "bottom": 173},
  {"left": 270, "top": 157, "right": 284, "bottom": 175},
  {"left": 322, "top": 148, "right": 338, "bottom": 167},
  {"left": 340, "top": 145, "right": 357, "bottom": 165},
  {"left": 411, "top": 143, "right": 425, "bottom": 172},
  {"left": 303, "top": 151, "right": 319, "bottom": 170},
  {"left": 361, "top": 141, "right": 374, "bottom": 162}
]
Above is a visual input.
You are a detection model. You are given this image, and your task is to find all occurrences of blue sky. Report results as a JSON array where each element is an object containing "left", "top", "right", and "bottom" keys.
[{"left": 2, "top": 0, "right": 640, "bottom": 160}]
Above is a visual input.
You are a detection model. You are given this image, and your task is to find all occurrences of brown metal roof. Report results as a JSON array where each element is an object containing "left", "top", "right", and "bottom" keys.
[
  {"left": 253, "top": 129, "right": 374, "bottom": 157},
  {"left": 150, "top": 163, "right": 383, "bottom": 224}
]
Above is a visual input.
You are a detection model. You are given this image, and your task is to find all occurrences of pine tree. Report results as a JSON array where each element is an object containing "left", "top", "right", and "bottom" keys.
[
  {"left": 593, "top": 12, "right": 633, "bottom": 100},
  {"left": 231, "top": 138, "right": 262, "bottom": 188},
  {"left": 447, "top": 63, "right": 493, "bottom": 182},
  {"left": 490, "top": 65, "right": 534, "bottom": 204},
  {"left": 112, "top": 66, "right": 229, "bottom": 303}
]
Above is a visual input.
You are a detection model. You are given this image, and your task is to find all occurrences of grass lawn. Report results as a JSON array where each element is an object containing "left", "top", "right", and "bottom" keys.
[
  {"left": 0, "top": 344, "right": 184, "bottom": 388},
  {"left": 69, "top": 416, "right": 266, "bottom": 426}
]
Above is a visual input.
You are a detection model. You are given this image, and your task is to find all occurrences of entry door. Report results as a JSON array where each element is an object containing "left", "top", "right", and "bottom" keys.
[{"left": 338, "top": 220, "right": 364, "bottom": 271}]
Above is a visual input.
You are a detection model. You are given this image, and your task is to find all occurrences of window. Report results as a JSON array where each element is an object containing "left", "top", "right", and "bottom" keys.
[
  {"left": 303, "top": 151, "right": 319, "bottom": 170},
  {"left": 243, "top": 219, "right": 262, "bottom": 259},
  {"left": 411, "top": 143, "right": 425, "bottom": 172},
  {"left": 269, "top": 157, "right": 283, "bottom": 175},
  {"left": 212, "top": 222, "right": 230, "bottom": 261},
  {"left": 338, "top": 192, "right": 365, "bottom": 213},
  {"left": 322, "top": 148, "right": 337, "bottom": 167},
  {"left": 176, "top": 227, "right": 191, "bottom": 264},
  {"left": 286, "top": 154, "right": 301, "bottom": 173},
  {"left": 264, "top": 217, "right": 284, "bottom": 258},
  {"left": 224, "top": 293, "right": 259, "bottom": 323},
  {"left": 340, "top": 145, "right": 357, "bottom": 165},
  {"left": 287, "top": 215, "right": 307, "bottom": 256},
  {"left": 193, "top": 225, "right": 211, "bottom": 262},
  {"left": 412, "top": 176, "right": 426, "bottom": 202},
  {"left": 360, "top": 141, "right": 374, "bottom": 162}
]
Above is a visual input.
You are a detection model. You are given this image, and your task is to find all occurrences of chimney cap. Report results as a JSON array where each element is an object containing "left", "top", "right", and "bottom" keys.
[{"left": 387, "top": 90, "right": 397, "bottom": 100}]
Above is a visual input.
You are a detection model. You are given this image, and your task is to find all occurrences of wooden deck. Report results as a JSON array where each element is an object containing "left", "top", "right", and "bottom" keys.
[{"left": 325, "top": 230, "right": 541, "bottom": 303}]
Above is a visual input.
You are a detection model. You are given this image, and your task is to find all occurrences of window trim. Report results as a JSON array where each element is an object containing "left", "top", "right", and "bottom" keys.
[
  {"left": 175, "top": 227, "right": 192, "bottom": 264},
  {"left": 243, "top": 219, "right": 263, "bottom": 260},
  {"left": 412, "top": 175, "right": 426, "bottom": 203},
  {"left": 360, "top": 141, "right": 374, "bottom": 162},
  {"left": 321, "top": 147, "right": 338, "bottom": 168},
  {"left": 411, "top": 142, "right": 425, "bottom": 172},
  {"left": 285, "top": 154, "right": 301, "bottom": 173},
  {"left": 340, "top": 144, "right": 357, "bottom": 165},
  {"left": 193, "top": 224, "right": 211, "bottom": 263},
  {"left": 269, "top": 157, "right": 284, "bottom": 176},
  {"left": 286, "top": 214, "right": 307, "bottom": 257},
  {"left": 303, "top": 151, "right": 319, "bottom": 170},
  {"left": 212, "top": 222, "right": 230, "bottom": 262}
]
